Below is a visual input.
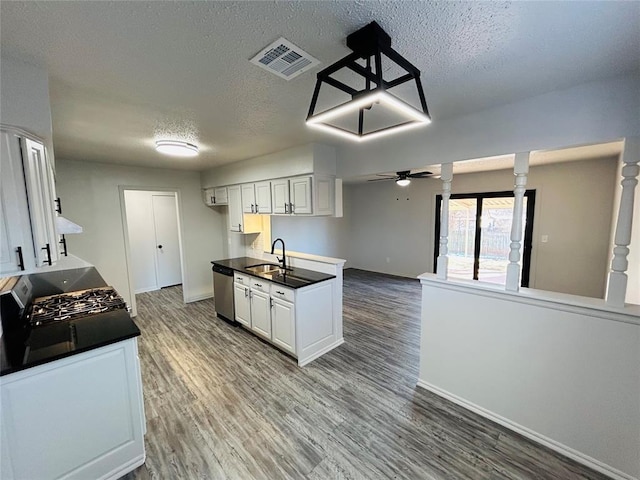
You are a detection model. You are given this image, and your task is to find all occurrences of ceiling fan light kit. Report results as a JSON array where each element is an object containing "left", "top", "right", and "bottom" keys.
[
  {"left": 155, "top": 140, "right": 199, "bottom": 157},
  {"left": 306, "top": 21, "right": 431, "bottom": 142},
  {"left": 368, "top": 169, "right": 433, "bottom": 186}
]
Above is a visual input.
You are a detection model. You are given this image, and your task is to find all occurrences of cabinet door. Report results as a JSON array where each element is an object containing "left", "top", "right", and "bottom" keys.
[
  {"left": 20, "top": 138, "right": 59, "bottom": 267},
  {"left": 271, "top": 179, "right": 290, "bottom": 214},
  {"left": 203, "top": 188, "right": 215, "bottom": 206},
  {"left": 0, "top": 132, "right": 31, "bottom": 274},
  {"left": 250, "top": 289, "right": 271, "bottom": 339},
  {"left": 272, "top": 297, "right": 296, "bottom": 355},
  {"left": 290, "top": 176, "right": 312, "bottom": 214},
  {"left": 227, "top": 185, "right": 243, "bottom": 232},
  {"left": 234, "top": 283, "right": 251, "bottom": 327},
  {"left": 241, "top": 184, "right": 256, "bottom": 213},
  {"left": 254, "top": 181, "right": 272, "bottom": 214},
  {"left": 314, "top": 176, "right": 334, "bottom": 216},
  {"left": 213, "top": 187, "right": 228, "bottom": 205}
]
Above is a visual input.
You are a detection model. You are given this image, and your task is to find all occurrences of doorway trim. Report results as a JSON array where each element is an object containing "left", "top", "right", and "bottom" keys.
[
  {"left": 433, "top": 189, "right": 536, "bottom": 287},
  {"left": 119, "top": 185, "right": 187, "bottom": 317}
]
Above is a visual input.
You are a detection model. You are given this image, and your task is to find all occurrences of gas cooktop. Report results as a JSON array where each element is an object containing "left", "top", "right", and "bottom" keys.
[{"left": 29, "top": 287, "right": 126, "bottom": 326}]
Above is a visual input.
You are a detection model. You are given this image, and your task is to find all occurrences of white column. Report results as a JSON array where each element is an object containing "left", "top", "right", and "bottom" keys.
[
  {"left": 606, "top": 138, "right": 639, "bottom": 307},
  {"left": 436, "top": 163, "right": 453, "bottom": 280},
  {"left": 505, "top": 152, "right": 530, "bottom": 291}
]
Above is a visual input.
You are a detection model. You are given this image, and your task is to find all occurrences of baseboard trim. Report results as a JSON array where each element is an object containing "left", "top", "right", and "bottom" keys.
[
  {"left": 102, "top": 452, "right": 145, "bottom": 480},
  {"left": 184, "top": 293, "right": 213, "bottom": 303},
  {"left": 298, "top": 338, "right": 344, "bottom": 367},
  {"left": 416, "top": 380, "right": 636, "bottom": 480},
  {"left": 134, "top": 286, "right": 158, "bottom": 294}
]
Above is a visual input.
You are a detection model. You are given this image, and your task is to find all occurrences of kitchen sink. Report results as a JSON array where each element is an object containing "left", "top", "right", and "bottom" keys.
[{"left": 245, "top": 263, "right": 282, "bottom": 274}]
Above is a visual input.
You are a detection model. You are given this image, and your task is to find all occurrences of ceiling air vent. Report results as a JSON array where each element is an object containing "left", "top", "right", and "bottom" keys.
[{"left": 250, "top": 37, "right": 320, "bottom": 80}]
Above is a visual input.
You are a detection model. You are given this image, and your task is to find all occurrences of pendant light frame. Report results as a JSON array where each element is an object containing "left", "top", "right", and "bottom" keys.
[{"left": 306, "top": 22, "right": 430, "bottom": 141}]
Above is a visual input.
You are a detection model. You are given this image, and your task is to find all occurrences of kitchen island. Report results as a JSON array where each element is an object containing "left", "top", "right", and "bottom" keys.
[
  {"left": 0, "top": 267, "right": 145, "bottom": 480},
  {"left": 212, "top": 254, "right": 345, "bottom": 366}
]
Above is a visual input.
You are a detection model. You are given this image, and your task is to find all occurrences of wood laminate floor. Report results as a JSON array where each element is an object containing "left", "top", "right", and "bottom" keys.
[{"left": 122, "top": 269, "right": 609, "bottom": 480}]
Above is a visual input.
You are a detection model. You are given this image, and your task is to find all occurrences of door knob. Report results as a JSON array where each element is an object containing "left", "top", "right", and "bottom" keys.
[{"left": 157, "top": 245, "right": 163, "bottom": 249}]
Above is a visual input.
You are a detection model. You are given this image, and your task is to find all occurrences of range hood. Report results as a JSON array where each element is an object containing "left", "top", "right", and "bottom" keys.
[{"left": 56, "top": 215, "right": 83, "bottom": 234}]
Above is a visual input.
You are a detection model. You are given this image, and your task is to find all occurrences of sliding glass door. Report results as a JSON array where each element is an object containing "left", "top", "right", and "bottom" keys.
[{"left": 434, "top": 190, "right": 535, "bottom": 287}]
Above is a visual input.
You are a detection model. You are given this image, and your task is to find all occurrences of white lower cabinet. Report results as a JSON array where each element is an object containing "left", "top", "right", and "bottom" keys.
[
  {"left": 0, "top": 339, "right": 146, "bottom": 480},
  {"left": 233, "top": 272, "right": 296, "bottom": 355},
  {"left": 271, "top": 297, "right": 295, "bottom": 354},
  {"left": 234, "top": 281, "right": 251, "bottom": 327},
  {"left": 250, "top": 289, "right": 271, "bottom": 339}
]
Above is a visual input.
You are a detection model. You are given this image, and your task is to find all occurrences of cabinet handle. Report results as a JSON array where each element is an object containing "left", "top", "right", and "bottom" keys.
[
  {"left": 54, "top": 197, "right": 62, "bottom": 214},
  {"left": 238, "top": 223, "right": 242, "bottom": 231},
  {"left": 16, "top": 246, "right": 24, "bottom": 271},
  {"left": 276, "top": 290, "right": 284, "bottom": 295},
  {"left": 255, "top": 203, "right": 259, "bottom": 212},
  {"left": 59, "top": 235, "right": 68, "bottom": 257},
  {"left": 254, "top": 283, "right": 262, "bottom": 288},
  {"left": 211, "top": 195, "right": 215, "bottom": 204},
  {"left": 42, "top": 243, "right": 52, "bottom": 265},
  {"left": 270, "top": 298, "right": 273, "bottom": 309},
  {"left": 284, "top": 202, "right": 289, "bottom": 214},
  {"left": 290, "top": 202, "right": 294, "bottom": 213},
  {"left": 244, "top": 287, "right": 248, "bottom": 297}
]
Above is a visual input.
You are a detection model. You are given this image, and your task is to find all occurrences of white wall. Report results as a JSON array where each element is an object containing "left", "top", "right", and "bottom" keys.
[
  {"left": 418, "top": 277, "right": 640, "bottom": 480},
  {"left": 346, "top": 156, "right": 619, "bottom": 298},
  {"left": 0, "top": 56, "right": 55, "bottom": 166},
  {"left": 337, "top": 73, "right": 640, "bottom": 179},
  {"left": 55, "top": 159, "right": 225, "bottom": 306},
  {"left": 270, "top": 214, "right": 350, "bottom": 260}
]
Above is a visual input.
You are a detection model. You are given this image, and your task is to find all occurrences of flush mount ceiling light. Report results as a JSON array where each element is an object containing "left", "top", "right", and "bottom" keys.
[
  {"left": 155, "top": 140, "right": 199, "bottom": 157},
  {"left": 306, "top": 21, "right": 431, "bottom": 142}
]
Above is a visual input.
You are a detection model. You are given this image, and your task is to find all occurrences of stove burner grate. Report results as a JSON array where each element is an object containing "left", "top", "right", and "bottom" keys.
[{"left": 29, "top": 287, "right": 126, "bottom": 326}]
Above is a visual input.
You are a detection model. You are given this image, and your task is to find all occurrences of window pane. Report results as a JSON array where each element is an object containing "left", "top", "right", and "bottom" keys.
[
  {"left": 477, "top": 197, "right": 527, "bottom": 285},
  {"left": 447, "top": 198, "right": 477, "bottom": 280}
]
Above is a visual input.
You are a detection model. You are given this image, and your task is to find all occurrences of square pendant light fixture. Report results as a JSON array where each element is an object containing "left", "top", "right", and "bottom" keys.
[{"left": 306, "top": 22, "right": 431, "bottom": 142}]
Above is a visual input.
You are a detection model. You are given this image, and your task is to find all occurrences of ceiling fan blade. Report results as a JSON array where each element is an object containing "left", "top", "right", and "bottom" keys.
[
  {"left": 367, "top": 177, "right": 394, "bottom": 182},
  {"left": 374, "top": 174, "right": 397, "bottom": 178},
  {"left": 408, "top": 171, "right": 433, "bottom": 178}
]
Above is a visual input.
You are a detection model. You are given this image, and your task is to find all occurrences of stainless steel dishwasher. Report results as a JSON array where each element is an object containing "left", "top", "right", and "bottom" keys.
[{"left": 212, "top": 264, "right": 235, "bottom": 323}]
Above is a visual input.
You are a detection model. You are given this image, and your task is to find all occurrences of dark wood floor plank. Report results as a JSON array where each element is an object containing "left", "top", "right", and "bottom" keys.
[{"left": 123, "top": 269, "right": 610, "bottom": 480}]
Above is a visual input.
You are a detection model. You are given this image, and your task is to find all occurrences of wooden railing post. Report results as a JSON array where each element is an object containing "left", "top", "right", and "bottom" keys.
[
  {"left": 505, "top": 152, "right": 530, "bottom": 291},
  {"left": 437, "top": 163, "right": 453, "bottom": 280},
  {"left": 606, "top": 138, "right": 639, "bottom": 307}
]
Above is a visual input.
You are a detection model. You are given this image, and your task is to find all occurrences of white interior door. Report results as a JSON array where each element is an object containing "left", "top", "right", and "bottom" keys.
[{"left": 152, "top": 194, "right": 182, "bottom": 288}]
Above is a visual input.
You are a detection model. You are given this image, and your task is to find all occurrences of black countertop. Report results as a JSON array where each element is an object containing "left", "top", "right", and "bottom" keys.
[
  {"left": 211, "top": 257, "right": 335, "bottom": 289},
  {"left": 1, "top": 267, "right": 140, "bottom": 377}
]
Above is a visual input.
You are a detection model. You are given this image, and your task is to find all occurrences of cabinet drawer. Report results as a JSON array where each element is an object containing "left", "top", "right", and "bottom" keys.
[
  {"left": 249, "top": 277, "right": 269, "bottom": 293},
  {"left": 234, "top": 272, "right": 250, "bottom": 285},
  {"left": 270, "top": 284, "right": 295, "bottom": 303}
]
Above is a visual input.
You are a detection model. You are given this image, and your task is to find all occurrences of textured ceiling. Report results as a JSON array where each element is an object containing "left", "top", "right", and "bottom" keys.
[{"left": 1, "top": 1, "right": 639, "bottom": 171}]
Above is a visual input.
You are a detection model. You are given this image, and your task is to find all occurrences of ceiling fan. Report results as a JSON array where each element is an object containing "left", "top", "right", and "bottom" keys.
[{"left": 367, "top": 170, "right": 433, "bottom": 187}]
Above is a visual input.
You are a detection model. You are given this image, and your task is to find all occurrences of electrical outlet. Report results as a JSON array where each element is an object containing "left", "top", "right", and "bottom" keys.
[{"left": 541, "top": 235, "right": 549, "bottom": 243}]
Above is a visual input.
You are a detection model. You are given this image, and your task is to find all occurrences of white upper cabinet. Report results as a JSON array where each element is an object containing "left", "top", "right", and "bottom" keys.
[
  {"left": 271, "top": 179, "right": 290, "bottom": 214},
  {"left": 227, "top": 185, "right": 262, "bottom": 234},
  {"left": 289, "top": 176, "right": 312, "bottom": 214},
  {"left": 1, "top": 129, "right": 58, "bottom": 274},
  {"left": 241, "top": 184, "right": 256, "bottom": 213},
  {"left": 227, "top": 185, "right": 243, "bottom": 232},
  {"left": 21, "top": 137, "right": 59, "bottom": 267},
  {"left": 254, "top": 181, "right": 272, "bottom": 214},
  {"left": 203, "top": 187, "right": 228, "bottom": 206}
]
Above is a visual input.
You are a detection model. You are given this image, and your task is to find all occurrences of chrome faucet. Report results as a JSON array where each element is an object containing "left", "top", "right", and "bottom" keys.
[{"left": 271, "top": 238, "right": 287, "bottom": 271}]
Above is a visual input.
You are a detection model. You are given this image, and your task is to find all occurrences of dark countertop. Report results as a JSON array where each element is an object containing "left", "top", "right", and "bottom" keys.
[
  {"left": 1, "top": 267, "right": 140, "bottom": 377},
  {"left": 212, "top": 257, "right": 335, "bottom": 289}
]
